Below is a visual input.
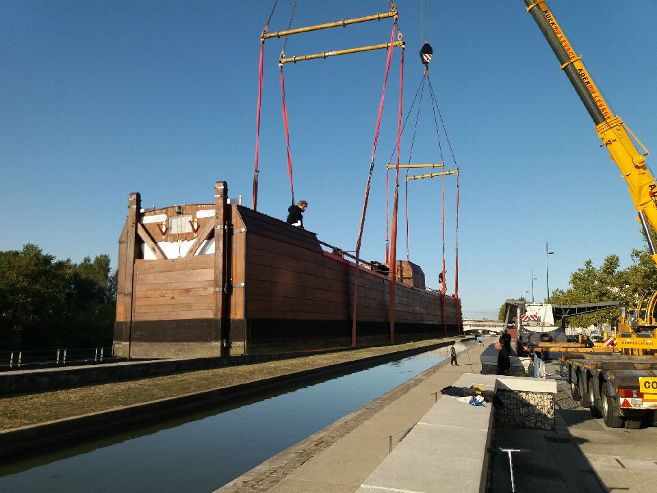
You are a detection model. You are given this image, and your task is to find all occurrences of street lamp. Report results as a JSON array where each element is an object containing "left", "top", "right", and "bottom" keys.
[
  {"left": 531, "top": 269, "right": 538, "bottom": 302},
  {"left": 546, "top": 241, "right": 555, "bottom": 302}
]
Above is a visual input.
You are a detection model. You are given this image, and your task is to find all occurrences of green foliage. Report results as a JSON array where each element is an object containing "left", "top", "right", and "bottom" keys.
[
  {"left": 0, "top": 244, "right": 116, "bottom": 350},
  {"left": 497, "top": 297, "right": 525, "bottom": 322},
  {"left": 497, "top": 302, "right": 507, "bottom": 322},
  {"left": 550, "top": 249, "right": 657, "bottom": 328}
]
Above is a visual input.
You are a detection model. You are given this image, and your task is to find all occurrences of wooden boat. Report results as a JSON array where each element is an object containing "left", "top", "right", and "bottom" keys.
[{"left": 113, "top": 181, "right": 462, "bottom": 359}]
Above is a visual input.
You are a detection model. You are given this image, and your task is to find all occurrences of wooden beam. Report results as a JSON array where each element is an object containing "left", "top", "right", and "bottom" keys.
[
  {"left": 185, "top": 219, "right": 215, "bottom": 258},
  {"left": 124, "top": 192, "right": 141, "bottom": 359},
  {"left": 214, "top": 181, "right": 229, "bottom": 356},
  {"left": 137, "top": 223, "right": 166, "bottom": 260}
]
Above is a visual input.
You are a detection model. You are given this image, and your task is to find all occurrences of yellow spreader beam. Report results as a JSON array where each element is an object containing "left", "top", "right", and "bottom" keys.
[
  {"left": 262, "top": 10, "right": 398, "bottom": 40},
  {"left": 385, "top": 163, "right": 444, "bottom": 170},
  {"left": 280, "top": 40, "right": 404, "bottom": 65},
  {"left": 406, "top": 170, "right": 459, "bottom": 181}
]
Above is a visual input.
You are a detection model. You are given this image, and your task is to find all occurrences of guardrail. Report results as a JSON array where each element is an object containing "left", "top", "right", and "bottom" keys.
[{"left": 0, "top": 347, "right": 119, "bottom": 372}]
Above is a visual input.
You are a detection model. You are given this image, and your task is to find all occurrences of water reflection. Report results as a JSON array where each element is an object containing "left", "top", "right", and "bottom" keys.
[{"left": 0, "top": 349, "right": 445, "bottom": 493}]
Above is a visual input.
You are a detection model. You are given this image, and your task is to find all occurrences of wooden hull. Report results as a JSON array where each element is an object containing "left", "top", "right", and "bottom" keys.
[{"left": 113, "top": 182, "right": 462, "bottom": 359}]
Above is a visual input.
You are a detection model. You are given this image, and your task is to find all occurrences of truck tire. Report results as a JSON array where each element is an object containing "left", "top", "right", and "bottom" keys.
[
  {"left": 588, "top": 380, "right": 602, "bottom": 418},
  {"left": 601, "top": 383, "right": 624, "bottom": 428},
  {"left": 625, "top": 418, "right": 643, "bottom": 429},
  {"left": 539, "top": 333, "right": 553, "bottom": 343}
]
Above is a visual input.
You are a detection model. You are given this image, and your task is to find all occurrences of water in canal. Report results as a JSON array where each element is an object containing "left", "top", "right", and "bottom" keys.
[{"left": 0, "top": 347, "right": 449, "bottom": 493}]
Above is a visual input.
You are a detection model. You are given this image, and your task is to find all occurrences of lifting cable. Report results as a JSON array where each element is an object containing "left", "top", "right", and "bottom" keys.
[
  {"left": 427, "top": 76, "right": 459, "bottom": 302},
  {"left": 384, "top": 75, "right": 427, "bottom": 262},
  {"left": 402, "top": 73, "right": 427, "bottom": 261},
  {"left": 426, "top": 74, "right": 449, "bottom": 318},
  {"left": 352, "top": 21, "right": 399, "bottom": 346}
]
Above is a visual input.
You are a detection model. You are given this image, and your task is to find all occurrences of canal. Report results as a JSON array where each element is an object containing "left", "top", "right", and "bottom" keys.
[{"left": 0, "top": 347, "right": 448, "bottom": 493}]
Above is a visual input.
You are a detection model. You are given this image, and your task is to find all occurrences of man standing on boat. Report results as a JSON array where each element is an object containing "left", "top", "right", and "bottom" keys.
[{"left": 286, "top": 200, "right": 308, "bottom": 228}]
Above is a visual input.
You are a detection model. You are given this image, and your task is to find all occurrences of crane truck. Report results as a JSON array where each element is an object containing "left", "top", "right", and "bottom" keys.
[{"left": 523, "top": 1, "right": 657, "bottom": 428}]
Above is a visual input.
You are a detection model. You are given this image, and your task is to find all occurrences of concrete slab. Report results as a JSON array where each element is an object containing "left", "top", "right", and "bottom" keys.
[
  {"left": 357, "top": 373, "right": 495, "bottom": 493},
  {"left": 357, "top": 424, "right": 488, "bottom": 493}
]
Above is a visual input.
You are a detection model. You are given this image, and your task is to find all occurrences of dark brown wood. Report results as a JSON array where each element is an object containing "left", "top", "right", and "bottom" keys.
[
  {"left": 113, "top": 182, "right": 462, "bottom": 359},
  {"left": 214, "top": 181, "right": 228, "bottom": 356},
  {"left": 124, "top": 193, "right": 140, "bottom": 358}
]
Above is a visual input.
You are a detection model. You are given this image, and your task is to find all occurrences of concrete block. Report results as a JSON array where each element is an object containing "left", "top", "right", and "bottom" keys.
[{"left": 495, "top": 376, "right": 557, "bottom": 394}]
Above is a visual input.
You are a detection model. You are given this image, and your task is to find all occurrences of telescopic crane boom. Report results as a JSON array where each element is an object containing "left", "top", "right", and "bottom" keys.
[{"left": 524, "top": 1, "right": 657, "bottom": 266}]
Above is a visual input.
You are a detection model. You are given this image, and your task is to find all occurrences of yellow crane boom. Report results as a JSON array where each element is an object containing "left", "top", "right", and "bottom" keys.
[{"left": 525, "top": 1, "right": 657, "bottom": 266}]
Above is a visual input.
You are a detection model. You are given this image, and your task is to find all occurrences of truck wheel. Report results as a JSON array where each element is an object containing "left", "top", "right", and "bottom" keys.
[
  {"left": 588, "top": 380, "right": 602, "bottom": 418},
  {"left": 625, "top": 418, "right": 643, "bottom": 429},
  {"left": 601, "top": 383, "right": 624, "bottom": 428},
  {"left": 642, "top": 411, "right": 655, "bottom": 427}
]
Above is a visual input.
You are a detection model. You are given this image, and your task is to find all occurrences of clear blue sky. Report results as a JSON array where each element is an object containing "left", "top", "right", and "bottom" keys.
[{"left": 2, "top": 1, "right": 657, "bottom": 319}]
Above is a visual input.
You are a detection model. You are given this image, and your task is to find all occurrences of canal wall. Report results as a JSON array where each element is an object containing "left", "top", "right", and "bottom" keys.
[
  {"left": 0, "top": 340, "right": 458, "bottom": 460},
  {"left": 0, "top": 349, "right": 353, "bottom": 395}
]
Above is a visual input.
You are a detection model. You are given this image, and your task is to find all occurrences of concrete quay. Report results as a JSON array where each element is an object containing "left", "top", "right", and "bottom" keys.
[
  {"left": 222, "top": 342, "right": 657, "bottom": 493},
  {"left": 219, "top": 340, "right": 490, "bottom": 492}
]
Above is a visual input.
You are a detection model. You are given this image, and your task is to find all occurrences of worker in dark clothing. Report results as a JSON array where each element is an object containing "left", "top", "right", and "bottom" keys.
[
  {"left": 582, "top": 334, "right": 595, "bottom": 348},
  {"left": 286, "top": 200, "right": 308, "bottom": 228},
  {"left": 450, "top": 342, "right": 458, "bottom": 366},
  {"left": 499, "top": 327, "right": 512, "bottom": 354},
  {"left": 496, "top": 342, "right": 511, "bottom": 375}
]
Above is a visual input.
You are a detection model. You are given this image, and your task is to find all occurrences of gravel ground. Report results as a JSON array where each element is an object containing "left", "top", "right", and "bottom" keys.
[{"left": 0, "top": 339, "right": 454, "bottom": 431}]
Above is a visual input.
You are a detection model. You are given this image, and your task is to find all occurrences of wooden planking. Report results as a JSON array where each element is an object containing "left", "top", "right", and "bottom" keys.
[
  {"left": 136, "top": 300, "right": 214, "bottom": 315},
  {"left": 134, "top": 307, "right": 215, "bottom": 321},
  {"left": 135, "top": 267, "right": 214, "bottom": 285},
  {"left": 243, "top": 228, "right": 447, "bottom": 325},
  {"left": 134, "top": 279, "right": 215, "bottom": 291},
  {"left": 140, "top": 203, "right": 214, "bottom": 243},
  {"left": 135, "top": 293, "right": 215, "bottom": 308},
  {"left": 236, "top": 205, "right": 322, "bottom": 252},
  {"left": 135, "top": 255, "right": 213, "bottom": 274},
  {"left": 135, "top": 286, "right": 216, "bottom": 299}
]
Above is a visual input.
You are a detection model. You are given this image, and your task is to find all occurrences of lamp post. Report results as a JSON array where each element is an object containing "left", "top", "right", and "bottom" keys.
[
  {"left": 546, "top": 241, "right": 554, "bottom": 302},
  {"left": 531, "top": 269, "right": 538, "bottom": 302}
]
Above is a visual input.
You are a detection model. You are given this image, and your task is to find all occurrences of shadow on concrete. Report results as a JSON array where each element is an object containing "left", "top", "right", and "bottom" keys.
[{"left": 488, "top": 382, "right": 607, "bottom": 493}]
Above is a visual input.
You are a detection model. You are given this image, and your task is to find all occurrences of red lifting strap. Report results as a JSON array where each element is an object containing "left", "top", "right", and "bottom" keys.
[
  {"left": 279, "top": 66, "right": 295, "bottom": 204},
  {"left": 388, "top": 45, "right": 404, "bottom": 344},
  {"left": 252, "top": 42, "right": 265, "bottom": 210},
  {"left": 455, "top": 169, "right": 460, "bottom": 301},
  {"left": 352, "top": 21, "right": 398, "bottom": 347}
]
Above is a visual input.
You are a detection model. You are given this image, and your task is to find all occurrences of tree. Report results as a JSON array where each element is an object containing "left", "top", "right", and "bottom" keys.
[
  {"left": 0, "top": 244, "right": 116, "bottom": 350},
  {"left": 550, "top": 255, "right": 633, "bottom": 328}
]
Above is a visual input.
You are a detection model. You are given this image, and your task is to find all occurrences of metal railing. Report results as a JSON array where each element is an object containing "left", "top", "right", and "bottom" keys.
[{"left": 0, "top": 346, "right": 119, "bottom": 372}]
